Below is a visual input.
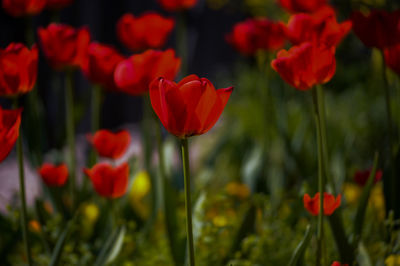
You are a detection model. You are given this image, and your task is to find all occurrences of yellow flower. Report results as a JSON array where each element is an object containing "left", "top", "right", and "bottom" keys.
[
  {"left": 226, "top": 182, "right": 250, "bottom": 199},
  {"left": 28, "top": 220, "right": 41, "bottom": 233},
  {"left": 129, "top": 170, "right": 151, "bottom": 219},
  {"left": 369, "top": 183, "right": 385, "bottom": 220},
  {"left": 213, "top": 215, "right": 228, "bottom": 227},
  {"left": 83, "top": 203, "right": 99, "bottom": 223},
  {"left": 343, "top": 182, "right": 361, "bottom": 205},
  {"left": 385, "top": 254, "right": 400, "bottom": 266}
]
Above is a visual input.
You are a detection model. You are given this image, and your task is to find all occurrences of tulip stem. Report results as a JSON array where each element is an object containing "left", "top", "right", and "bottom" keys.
[
  {"left": 312, "top": 86, "right": 325, "bottom": 266},
  {"left": 180, "top": 138, "right": 195, "bottom": 266},
  {"left": 13, "top": 99, "right": 33, "bottom": 266},
  {"left": 65, "top": 71, "right": 76, "bottom": 211}
]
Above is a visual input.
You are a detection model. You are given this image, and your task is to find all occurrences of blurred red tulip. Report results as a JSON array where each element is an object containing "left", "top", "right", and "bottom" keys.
[
  {"left": 286, "top": 6, "right": 352, "bottom": 47},
  {"left": 279, "top": 0, "right": 327, "bottom": 13},
  {"left": 271, "top": 42, "right": 336, "bottom": 90},
  {"left": 117, "top": 12, "right": 175, "bottom": 52},
  {"left": 158, "top": 0, "right": 197, "bottom": 12},
  {"left": 149, "top": 75, "right": 233, "bottom": 138},
  {"left": 351, "top": 10, "right": 400, "bottom": 49},
  {"left": 38, "top": 163, "right": 68, "bottom": 187},
  {"left": 38, "top": 23, "right": 90, "bottom": 70},
  {"left": 384, "top": 44, "right": 400, "bottom": 76},
  {"left": 354, "top": 168, "right": 382, "bottom": 187},
  {"left": 46, "top": 0, "right": 73, "bottom": 10},
  {"left": 2, "top": 0, "right": 45, "bottom": 17},
  {"left": 0, "top": 106, "right": 22, "bottom": 163},
  {"left": 0, "top": 43, "right": 38, "bottom": 96},
  {"left": 88, "top": 129, "right": 131, "bottom": 159},
  {"left": 82, "top": 43, "right": 124, "bottom": 90},
  {"left": 303, "top": 192, "right": 341, "bottom": 216},
  {"left": 84, "top": 162, "right": 129, "bottom": 198},
  {"left": 226, "top": 18, "right": 287, "bottom": 56},
  {"left": 331, "top": 262, "right": 348, "bottom": 266},
  {"left": 114, "top": 49, "right": 181, "bottom": 95}
]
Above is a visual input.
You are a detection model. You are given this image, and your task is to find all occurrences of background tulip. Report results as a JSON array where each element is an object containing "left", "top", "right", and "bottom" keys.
[
  {"left": 271, "top": 42, "right": 336, "bottom": 90},
  {"left": 303, "top": 192, "right": 341, "bottom": 216},
  {"left": 149, "top": 74, "right": 233, "bottom": 138},
  {"left": 38, "top": 163, "right": 69, "bottom": 187},
  {"left": 84, "top": 162, "right": 129, "bottom": 198},
  {"left": 117, "top": 12, "right": 175, "bottom": 52},
  {"left": 279, "top": 0, "right": 327, "bottom": 13},
  {"left": 384, "top": 44, "right": 400, "bottom": 76},
  {"left": 0, "top": 43, "right": 38, "bottom": 96},
  {"left": 38, "top": 23, "right": 90, "bottom": 70},
  {"left": 114, "top": 49, "right": 181, "bottom": 95},
  {"left": 2, "top": 0, "right": 46, "bottom": 17},
  {"left": 45, "top": 0, "right": 73, "bottom": 10},
  {"left": 158, "top": 0, "right": 197, "bottom": 12},
  {"left": 354, "top": 169, "right": 383, "bottom": 187},
  {"left": 0, "top": 106, "right": 22, "bottom": 163},
  {"left": 88, "top": 129, "right": 131, "bottom": 159}
]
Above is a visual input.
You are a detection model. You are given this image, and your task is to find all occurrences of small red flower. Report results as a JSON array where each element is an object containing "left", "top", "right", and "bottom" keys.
[
  {"left": 303, "top": 192, "right": 341, "bottom": 216},
  {"left": 158, "top": 0, "right": 197, "bottom": 12},
  {"left": 354, "top": 168, "right": 383, "bottom": 187},
  {"left": 149, "top": 74, "right": 233, "bottom": 138},
  {"left": 331, "top": 262, "right": 349, "bottom": 266},
  {"left": 88, "top": 129, "right": 131, "bottom": 159},
  {"left": 38, "top": 163, "right": 68, "bottom": 187},
  {"left": 271, "top": 42, "right": 336, "bottom": 90},
  {"left": 84, "top": 162, "right": 129, "bottom": 198},
  {"left": 117, "top": 12, "right": 175, "bottom": 52},
  {"left": 0, "top": 106, "right": 22, "bottom": 163},
  {"left": 38, "top": 23, "right": 90, "bottom": 70},
  {"left": 279, "top": 0, "right": 327, "bottom": 13},
  {"left": 351, "top": 10, "right": 400, "bottom": 49},
  {"left": 81, "top": 43, "right": 124, "bottom": 90},
  {"left": 0, "top": 43, "right": 38, "bottom": 96},
  {"left": 114, "top": 49, "right": 181, "bottom": 95},
  {"left": 384, "top": 44, "right": 400, "bottom": 76},
  {"left": 226, "top": 18, "right": 287, "bottom": 56},
  {"left": 2, "top": 0, "right": 46, "bottom": 17},
  {"left": 286, "top": 6, "right": 352, "bottom": 47},
  {"left": 46, "top": 0, "right": 73, "bottom": 10}
]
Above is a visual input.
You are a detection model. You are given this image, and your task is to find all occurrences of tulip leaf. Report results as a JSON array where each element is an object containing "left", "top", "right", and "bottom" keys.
[
  {"left": 49, "top": 218, "right": 75, "bottom": 266},
  {"left": 356, "top": 241, "right": 372, "bottom": 266},
  {"left": 288, "top": 224, "right": 312, "bottom": 266},
  {"left": 353, "top": 152, "right": 379, "bottom": 242},
  {"left": 94, "top": 225, "right": 126, "bottom": 266}
]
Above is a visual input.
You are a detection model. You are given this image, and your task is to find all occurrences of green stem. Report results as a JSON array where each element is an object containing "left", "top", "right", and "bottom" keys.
[
  {"left": 65, "top": 71, "right": 76, "bottom": 210},
  {"left": 312, "top": 87, "right": 325, "bottom": 266},
  {"left": 177, "top": 12, "right": 188, "bottom": 77},
  {"left": 13, "top": 99, "right": 33, "bottom": 266},
  {"left": 180, "top": 138, "right": 195, "bottom": 266}
]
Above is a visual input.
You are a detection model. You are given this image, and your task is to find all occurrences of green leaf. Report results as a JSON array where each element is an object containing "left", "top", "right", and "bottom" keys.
[
  {"left": 94, "top": 225, "right": 126, "bottom": 266},
  {"left": 49, "top": 218, "right": 75, "bottom": 266},
  {"left": 288, "top": 224, "right": 312, "bottom": 266},
  {"left": 356, "top": 241, "right": 372, "bottom": 266}
]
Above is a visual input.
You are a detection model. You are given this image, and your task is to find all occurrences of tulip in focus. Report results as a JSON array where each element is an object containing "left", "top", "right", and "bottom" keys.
[
  {"left": 354, "top": 168, "right": 383, "bottom": 187},
  {"left": 303, "top": 192, "right": 341, "bottom": 216},
  {"left": 46, "top": 0, "right": 73, "bottom": 9},
  {"left": 38, "top": 163, "right": 69, "bottom": 187},
  {"left": 271, "top": 42, "right": 336, "bottom": 90},
  {"left": 0, "top": 43, "right": 38, "bottom": 96},
  {"left": 158, "top": 0, "right": 197, "bottom": 12},
  {"left": 38, "top": 23, "right": 91, "bottom": 70},
  {"left": 2, "top": 0, "right": 46, "bottom": 17},
  {"left": 149, "top": 74, "right": 233, "bottom": 138},
  {"left": 82, "top": 42, "right": 124, "bottom": 90},
  {"left": 84, "top": 162, "right": 129, "bottom": 198},
  {"left": 279, "top": 0, "right": 327, "bottom": 13},
  {"left": 114, "top": 49, "right": 181, "bottom": 95},
  {"left": 226, "top": 18, "right": 287, "bottom": 56},
  {"left": 0, "top": 106, "right": 22, "bottom": 163},
  {"left": 88, "top": 129, "right": 131, "bottom": 160},
  {"left": 117, "top": 12, "right": 175, "bottom": 52}
]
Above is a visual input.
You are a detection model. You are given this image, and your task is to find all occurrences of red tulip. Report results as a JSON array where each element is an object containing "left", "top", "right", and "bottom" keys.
[
  {"left": 271, "top": 42, "right": 336, "bottom": 90},
  {"left": 2, "top": 0, "right": 46, "bottom": 17},
  {"left": 114, "top": 49, "right": 181, "bottom": 95},
  {"left": 158, "top": 0, "right": 197, "bottom": 12},
  {"left": 331, "top": 262, "right": 348, "bottom": 266},
  {"left": 38, "top": 23, "right": 90, "bottom": 70},
  {"left": 117, "top": 12, "right": 175, "bottom": 52},
  {"left": 279, "top": 0, "right": 327, "bottom": 13},
  {"left": 84, "top": 162, "right": 129, "bottom": 198},
  {"left": 0, "top": 106, "right": 22, "bottom": 163},
  {"left": 384, "top": 44, "right": 400, "bottom": 76},
  {"left": 354, "top": 168, "right": 383, "bottom": 187},
  {"left": 88, "top": 129, "right": 131, "bottom": 159},
  {"left": 226, "top": 18, "right": 287, "bottom": 56},
  {"left": 38, "top": 163, "right": 68, "bottom": 187},
  {"left": 286, "top": 6, "right": 352, "bottom": 47},
  {"left": 149, "top": 74, "right": 233, "bottom": 138},
  {"left": 46, "top": 0, "right": 73, "bottom": 10},
  {"left": 351, "top": 10, "right": 400, "bottom": 49},
  {"left": 0, "top": 43, "right": 38, "bottom": 96},
  {"left": 303, "top": 192, "right": 341, "bottom": 216},
  {"left": 81, "top": 43, "right": 124, "bottom": 90}
]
